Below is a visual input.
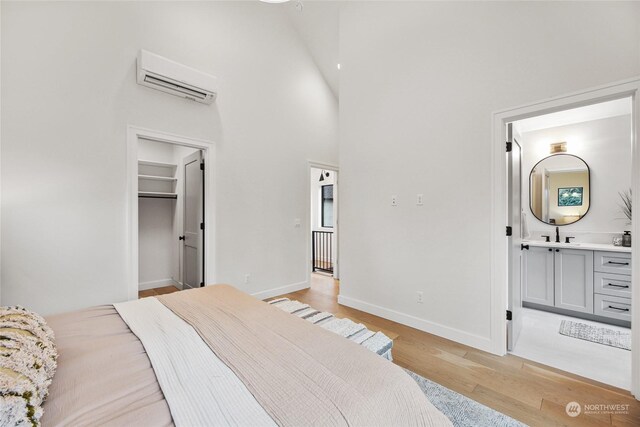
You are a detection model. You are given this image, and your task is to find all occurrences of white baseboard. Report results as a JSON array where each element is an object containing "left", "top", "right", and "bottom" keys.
[
  {"left": 251, "top": 281, "right": 310, "bottom": 300},
  {"left": 338, "top": 294, "right": 494, "bottom": 353},
  {"left": 139, "top": 278, "right": 180, "bottom": 291}
]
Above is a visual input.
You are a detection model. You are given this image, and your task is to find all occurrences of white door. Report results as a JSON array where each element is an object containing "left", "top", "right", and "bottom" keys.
[
  {"left": 507, "top": 123, "right": 523, "bottom": 351},
  {"left": 182, "top": 150, "right": 204, "bottom": 289}
]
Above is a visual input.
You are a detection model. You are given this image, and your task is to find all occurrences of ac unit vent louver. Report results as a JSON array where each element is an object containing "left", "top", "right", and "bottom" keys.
[{"left": 137, "top": 50, "right": 217, "bottom": 104}]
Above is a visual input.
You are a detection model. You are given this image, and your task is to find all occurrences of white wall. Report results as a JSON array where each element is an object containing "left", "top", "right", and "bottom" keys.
[
  {"left": 338, "top": 1, "right": 640, "bottom": 349},
  {"left": 138, "top": 197, "right": 175, "bottom": 289},
  {"left": 521, "top": 115, "right": 632, "bottom": 241},
  {"left": 138, "top": 140, "right": 176, "bottom": 290},
  {"left": 1, "top": 1, "right": 338, "bottom": 314}
]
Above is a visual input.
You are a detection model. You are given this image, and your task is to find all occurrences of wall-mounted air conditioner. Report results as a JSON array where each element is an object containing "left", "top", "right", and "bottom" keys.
[{"left": 137, "top": 49, "right": 217, "bottom": 104}]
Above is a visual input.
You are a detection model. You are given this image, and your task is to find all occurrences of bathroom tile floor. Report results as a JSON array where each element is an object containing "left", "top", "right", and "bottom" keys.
[{"left": 511, "top": 308, "right": 631, "bottom": 390}]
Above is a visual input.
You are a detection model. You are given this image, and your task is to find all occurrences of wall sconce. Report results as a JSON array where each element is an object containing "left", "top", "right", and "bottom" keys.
[
  {"left": 550, "top": 142, "right": 567, "bottom": 154},
  {"left": 319, "top": 170, "right": 330, "bottom": 182}
]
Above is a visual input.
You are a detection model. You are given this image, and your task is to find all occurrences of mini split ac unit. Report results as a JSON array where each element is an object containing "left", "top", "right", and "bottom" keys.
[{"left": 137, "top": 49, "right": 218, "bottom": 104}]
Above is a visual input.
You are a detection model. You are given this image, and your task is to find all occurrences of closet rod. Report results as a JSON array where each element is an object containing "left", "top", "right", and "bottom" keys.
[{"left": 138, "top": 193, "right": 177, "bottom": 200}]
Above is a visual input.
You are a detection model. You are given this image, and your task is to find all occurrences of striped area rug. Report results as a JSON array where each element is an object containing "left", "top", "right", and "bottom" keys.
[{"left": 268, "top": 298, "right": 393, "bottom": 360}]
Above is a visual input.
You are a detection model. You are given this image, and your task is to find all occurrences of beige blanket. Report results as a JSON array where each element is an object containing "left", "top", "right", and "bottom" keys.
[
  {"left": 158, "top": 285, "right": 451, "bottom": 427},
  {"left": 41, "top": 306, "right": 173, "bottom": 427}
]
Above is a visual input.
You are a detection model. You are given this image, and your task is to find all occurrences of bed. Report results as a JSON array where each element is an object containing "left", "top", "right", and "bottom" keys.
[{"left": 39, "top": 285, "right": 451, "bottom": 426}]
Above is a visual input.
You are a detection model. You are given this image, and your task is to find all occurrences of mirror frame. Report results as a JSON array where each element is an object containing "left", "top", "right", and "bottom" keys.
[{"left": 528, "top": 153, "right": 591, "bottom": 226}]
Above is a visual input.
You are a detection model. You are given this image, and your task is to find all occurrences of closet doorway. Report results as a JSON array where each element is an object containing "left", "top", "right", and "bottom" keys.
[{"left": 127, "top": 126, "right": 215, "bottom": 301}]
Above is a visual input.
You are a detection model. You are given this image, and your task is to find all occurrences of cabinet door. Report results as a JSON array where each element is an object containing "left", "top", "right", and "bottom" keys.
[
  {"left": 523, "top": 246, "right": 554, "bottom": 306},
  {"left": 554, "top": 249, "right": 594, "bottom": 313}
]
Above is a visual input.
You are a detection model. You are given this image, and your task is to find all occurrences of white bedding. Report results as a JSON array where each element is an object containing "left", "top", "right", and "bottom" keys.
[{"left": 114, "top": 297, "right": 276, "bottom": 427}]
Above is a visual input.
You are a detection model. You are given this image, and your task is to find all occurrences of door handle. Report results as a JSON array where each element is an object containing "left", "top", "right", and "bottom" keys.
[{"left": 179, "top": 236, "right": 185, "bottom": 241}]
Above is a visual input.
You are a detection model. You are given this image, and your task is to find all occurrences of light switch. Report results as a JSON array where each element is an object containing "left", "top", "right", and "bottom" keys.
[
  {"left": 294, "top": 218, "right": 301, "bottom": 228},
  {"left": 416, "top": 194, "right": 424, "bottom": 206}
]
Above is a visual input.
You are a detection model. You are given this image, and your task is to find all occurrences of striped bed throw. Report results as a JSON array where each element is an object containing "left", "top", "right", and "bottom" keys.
[{"left": 267, "top": 298, "right": 393, "bottom": 360}]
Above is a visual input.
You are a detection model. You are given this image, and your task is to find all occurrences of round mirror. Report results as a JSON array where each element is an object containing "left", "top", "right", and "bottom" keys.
[{"left": 529, "top": 154, "right": 590, "bottom": 226}]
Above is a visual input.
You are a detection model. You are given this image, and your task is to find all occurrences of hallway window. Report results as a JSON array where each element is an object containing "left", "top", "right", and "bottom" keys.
[{"left": 321, "top": 185, "right": 333, "bottom": 228}]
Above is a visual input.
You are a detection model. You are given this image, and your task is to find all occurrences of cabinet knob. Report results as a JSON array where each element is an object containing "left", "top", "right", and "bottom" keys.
[{"left": 555, "top": 249, "right": 560, "bottom": 252}]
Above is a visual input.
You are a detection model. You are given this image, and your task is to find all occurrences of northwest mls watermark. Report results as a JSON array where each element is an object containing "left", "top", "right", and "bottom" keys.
[{"left": 565, "top": 401, "right": 630, "bottom": 417}]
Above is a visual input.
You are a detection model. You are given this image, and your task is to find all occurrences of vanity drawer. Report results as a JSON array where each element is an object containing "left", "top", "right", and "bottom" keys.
[
  {"left": 594, "top": 294, "right": 631, "bottom": 322},
  {"left": 594, "top": 251, "right": 631, "bottom": 275},
  {"left": 594, "top": 272, "right": 632, "bottom": 298}
]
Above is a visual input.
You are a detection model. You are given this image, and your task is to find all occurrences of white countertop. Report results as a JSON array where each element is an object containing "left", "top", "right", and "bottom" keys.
[{"left": 522, "top": 240, "right": 632, "bottom": 253}]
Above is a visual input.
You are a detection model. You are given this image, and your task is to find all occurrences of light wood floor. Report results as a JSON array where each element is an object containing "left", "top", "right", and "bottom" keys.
[
  {"left": 278, "top": 273, "right": 640, "bottom": 426},
  {"left": 138, "top": 285, "right": 180, "bottom": 299}
]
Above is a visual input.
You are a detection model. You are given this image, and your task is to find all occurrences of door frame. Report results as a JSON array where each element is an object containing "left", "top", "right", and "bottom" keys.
[
  {"left": 126, "top": 125, "right": 215, "bottom": 301},
  {"left": 490, "top": 77, "right": 640, "bottom": 398},
  {"left": 307, "top": 160, "right": 339, "bottom": 282}
]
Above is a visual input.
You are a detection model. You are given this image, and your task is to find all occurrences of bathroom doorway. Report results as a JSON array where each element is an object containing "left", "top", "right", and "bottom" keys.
[{"left": 505, "top": 97, "right": 633, "bottom": 390}]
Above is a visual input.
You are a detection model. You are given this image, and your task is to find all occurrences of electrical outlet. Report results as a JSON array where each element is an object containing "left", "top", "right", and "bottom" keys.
[
  {"left": 416, "top": 194, "right": 424, "bottom": 206},
  {"left": 294, "top": 218, "right": 301, "bottom": 228},
  {"left": 391, "top": 195, "right": 398, "bottom": 206},
  {"left": 244, "top": 274, "right": 251, "bottom": 284},
  {"left": 417, "top": 291, "right": 424, "bottom": 303}
]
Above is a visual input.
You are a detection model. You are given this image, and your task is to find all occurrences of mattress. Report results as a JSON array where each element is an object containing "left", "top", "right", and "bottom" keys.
[
  {"left": 40, "top": 287, "right": 450, "bottom": 426},
  {"left": 41, "top": 305, "right": 173, "bottom": 426}
]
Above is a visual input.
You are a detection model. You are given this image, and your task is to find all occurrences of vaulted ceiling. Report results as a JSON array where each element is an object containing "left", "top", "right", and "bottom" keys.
[{"left": 285, "top": 1, "right": 340, "bottom": 98}]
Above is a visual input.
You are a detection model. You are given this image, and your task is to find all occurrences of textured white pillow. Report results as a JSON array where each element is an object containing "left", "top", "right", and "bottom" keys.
[{"left": 0, "top": 306, "right": 57, "bottom": 426}]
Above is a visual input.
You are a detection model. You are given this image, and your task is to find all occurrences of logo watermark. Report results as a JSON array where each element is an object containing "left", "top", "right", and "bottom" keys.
[
  {"left": 565, "top": 401, "right": 630, "bottom": 417},
  {"left": 565, "top": 402, "right": 581, "bottom": 417}
]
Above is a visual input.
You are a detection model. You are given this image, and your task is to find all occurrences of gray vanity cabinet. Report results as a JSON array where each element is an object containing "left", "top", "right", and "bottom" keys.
[
  {"left": 522, "top": 246, "right": 555, "bottom": 307},
  {"left": 593, "top": 251, "right": 631, "bottom": 322},
  {"left": 523, "top": 246, "right": 630, "bottom": 325},
  {"left": 554, "top": 248, "right": 594, "bottom": 314}
]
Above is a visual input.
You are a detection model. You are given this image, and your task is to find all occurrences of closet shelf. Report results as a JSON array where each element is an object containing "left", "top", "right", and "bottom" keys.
[
  {"left": 138, "top": 159, "right": 177, "bottom": 169},
  {"left": 138, "top": 174, "right": 178, "bottom": 182},
  {"left": 138, "top": 191, "right": 178, "bottom": 199}
]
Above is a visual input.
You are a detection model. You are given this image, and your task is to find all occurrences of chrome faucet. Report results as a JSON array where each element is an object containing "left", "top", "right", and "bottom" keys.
[{"left": 555, "top": 226, "right": 560, "bottom": 243}]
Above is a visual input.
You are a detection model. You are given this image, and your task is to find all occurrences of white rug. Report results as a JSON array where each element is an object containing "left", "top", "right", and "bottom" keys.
[
  {"left": 268, "top": 298, "right": 393, "bottom": 359},
  {"left": 407, "top": 370, "right": 526, "bottom": 427},
  {"left": 559, "top": 320, "right": 631, "bottom": 351}
]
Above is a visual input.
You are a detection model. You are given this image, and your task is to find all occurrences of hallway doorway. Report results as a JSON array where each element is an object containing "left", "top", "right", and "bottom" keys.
[{"left": 309, "top": 163, "right": 339, "bottom": 279}]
